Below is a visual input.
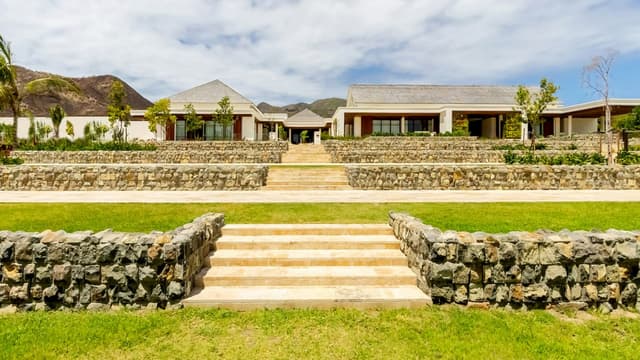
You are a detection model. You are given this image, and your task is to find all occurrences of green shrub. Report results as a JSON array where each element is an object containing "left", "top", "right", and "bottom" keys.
[
  {"left": 616, "top": 151, "right": 640, "bottom": 165},
  {"left": 503, "top": 151, "right": 606, "bottom": 165},
  {"left": 16, "top": 138, "right": 156, "bottom": 151},
  {"left": 0, "top": 155, "right": 23, "bottom": 165},
  {"left": 493, "top": 143, "right": 547, "bottom": 151}
]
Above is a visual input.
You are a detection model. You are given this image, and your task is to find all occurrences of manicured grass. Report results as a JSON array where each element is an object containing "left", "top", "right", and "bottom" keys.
[
  {"left": 0, "top": 202, "right": 638, "bottom": 233},
  {"left": 1, "top": 307, "right": 639, "bottom": 359}
]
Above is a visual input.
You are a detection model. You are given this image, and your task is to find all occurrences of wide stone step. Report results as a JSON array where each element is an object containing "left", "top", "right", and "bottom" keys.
[
  {"left": 209, "top": 249, "right": 408, "bottom": 266},
  {"left": 216, "top": 235, "right": 399, "bottom": 250},
  {"left": 183, "top": 285, "right": 432, "bottom": 309},
  {"left": 198, "top": 266, "right": 417, "bottom": 286},
  {"left": 222, "top": 224, "right": 393, "bottom": 236},
  {"left": 262, "top": 185, "right": 353, "bottom": 190}
]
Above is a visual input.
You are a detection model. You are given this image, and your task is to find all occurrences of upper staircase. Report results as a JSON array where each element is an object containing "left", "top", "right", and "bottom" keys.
[
  {"left": 183, "top": 224, "right": 431, "bottom": 309},
  {"left": 281, "top": 144, "right": 332, "bottom": 163}
]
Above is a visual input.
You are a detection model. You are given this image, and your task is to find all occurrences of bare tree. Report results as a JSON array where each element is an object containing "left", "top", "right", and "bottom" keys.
[{"left": 583, "top": 50, "right": 617, "bottom": 166}]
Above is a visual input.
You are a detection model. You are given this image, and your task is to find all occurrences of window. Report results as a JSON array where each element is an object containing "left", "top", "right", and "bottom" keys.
[
  {"left": 372, "top": 119, "right": 401, "bottom": 135},
  {"left": 176, "top": 120, "right": 186, "bottom": 140}
]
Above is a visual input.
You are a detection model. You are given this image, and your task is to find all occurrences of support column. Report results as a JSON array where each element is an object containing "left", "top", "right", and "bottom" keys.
[
  {"left": 553, "top": 117, "right": 561, "bottom": 136},
  {"left": 498, "top": 114, "right": 504, "bottom": 139},
  {"left": 439, "top": 109, "right": 453, "bottom": 133},
  {"left": 568, "top": 115, "right": 573, "bottom": 137},
  {"left": 521, "top": 123, "right": 529, "bottom": 141},
  {"left": 354, "top": 115, "right": 362, "bottom": 137},
  {"left": 400, "top": 116, "right": 406, "bottom": 134},
  {"left": 288, "top": 128, "right": 292, "bottom": 143}
]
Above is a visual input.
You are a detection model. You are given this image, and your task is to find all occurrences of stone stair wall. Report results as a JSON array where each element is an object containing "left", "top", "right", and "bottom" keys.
[
  {"left": 390, "top": 212, "right": 640, "bottom": 310},
  {"left": 0, "top": 213, "right": 224, "bottom": 311}
]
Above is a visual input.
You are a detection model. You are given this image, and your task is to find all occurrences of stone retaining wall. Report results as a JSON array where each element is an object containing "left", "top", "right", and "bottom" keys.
[
  {"left": 390, "top": 212, "right": 640, "bottom": 310},
  {"left": 324, "top": 135, "right": 610, "bottom": 153},
  {"left": 330, "top": 150, "right": 591, "bottom": 163},
  {"left": 0, "top": 213, "right": 224, "bottom": 311},
  {"left": 15, "top": 150, "right": 281, "bottom": 164},
  {"left": 155, "top": 140, "right": 288, "bottom": 152},
  {"left": 0, "top": 164, "right": 268, "bottom": 190},
  {"left": 346, "top": 164, "right": 640, "bottom": 190}
]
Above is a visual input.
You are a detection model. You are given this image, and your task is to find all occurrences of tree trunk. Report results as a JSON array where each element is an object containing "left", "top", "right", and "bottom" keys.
[{"left": 606, "top": 105, "right": 613, "bottom": 166}]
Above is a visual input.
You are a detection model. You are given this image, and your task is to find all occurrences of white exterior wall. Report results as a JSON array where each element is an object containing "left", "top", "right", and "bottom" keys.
[
  {"left": 0, "top": 117, "right": 156, "bottom": 141},
  {"left": 241, "top": 116, "right": 255, "bottom": 140},
  {"left": 572, "top": 118, "right": 598, "bottom": 134}
]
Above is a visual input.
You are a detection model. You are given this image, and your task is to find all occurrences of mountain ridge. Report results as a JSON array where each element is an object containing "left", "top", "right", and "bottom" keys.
[{"left": 0, "top": 66, "right": 152, "bottom": 117}]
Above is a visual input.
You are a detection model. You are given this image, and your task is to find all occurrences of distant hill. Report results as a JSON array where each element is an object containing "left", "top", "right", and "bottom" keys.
[
  {"left": 0, "top": 66, "right": 152, "bottom": 117},
  {"left": 258, "top": 97, "right": 346, "bottom": 118}
]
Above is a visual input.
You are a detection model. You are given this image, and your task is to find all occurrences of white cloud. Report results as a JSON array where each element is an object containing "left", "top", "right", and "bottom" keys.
[{"left": 1, "top": 0, "right": 639, "bottom": 105}]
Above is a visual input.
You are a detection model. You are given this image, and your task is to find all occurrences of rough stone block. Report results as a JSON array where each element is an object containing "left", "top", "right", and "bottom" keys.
[
  {"left": 454, "top": 285, "right": 468, "bottom": 304},
  {"left": 544, "top": 265, "right": 567, "bottom": 284},
  {"left": 509, "top": 284, "right": 524, "bottom": 303},
  {"left": 0, "top": 242, "right": 14, "bottom": 262},
  {"left": 469, "top": 283, "right": 485, "bottom": 302},
  {"left": 430, "top": 284, "right": 454, "bottom": 303},
  {"left": 52, "top": 264, "right": 72, "bottom": 283},
  {"left": 614, "top": 241, "right": 638, "bottom": 263},
  {"left": 589, "top": 264, "right": 607, "bottom": 283},
  {"left": 2, "top": 263, "right": 22, "bottom": 283},
  {"left": 499, "top": 242, "right": 518, "bottom": 263},
  {"left": 84, "top": 265, "right": 101, "bottom": 285},
  {"left": 524, "top": 284, "right": 550, "bottom": 303},
  {"left": 459, "top": 243, "right": 485, "bottom": 264},
  {"left": 583, "top": 284, "right": 598, "bottom": 302},
  {"left": 517, "top": 242, "right": 539, "bottom": 265},
  {"left": 452, "top": 264, "right": 470, "bottom": 285},
  {"left": 469, "top": 264, "right": 482, "bottom": 283},
  {"left": 539, "top": 242, "right": 561, "bottom": 265},
  {"left": 522, "top": 265, "right": 542, "bottom": 285},
  {"left": 620, "top": 283, "right": 638, "bottom": 306},
  {"left": 495, "top": 285, "right": 509, "bottom": 305},
  {"left": 606, "top": 265, "right": 620, "bottom": 283},
  {"left": 430, "top": 262, "right": 456, "bottom": 282},
  {"left": 14, "top": 239, "right": 33, "bottom": 262}
]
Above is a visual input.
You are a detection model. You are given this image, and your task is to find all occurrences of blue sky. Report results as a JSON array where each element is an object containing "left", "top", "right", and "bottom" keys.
[{"left": 1, "top": 0, "right": 639, "bottom": 106}]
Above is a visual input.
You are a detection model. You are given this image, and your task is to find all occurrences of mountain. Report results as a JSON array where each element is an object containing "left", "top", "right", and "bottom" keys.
[
  {"left": 258, "top": 97, "right": 346, "bottom": 118},
  {"left": 0, "top": 66, "right": 152, "bottom": 117}
]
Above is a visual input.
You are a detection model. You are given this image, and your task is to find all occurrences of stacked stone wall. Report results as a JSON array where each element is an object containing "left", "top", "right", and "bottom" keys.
[
  {"left": 0, "top": 164, "right": 268, "bottom": 190},
  {"left": 15, "top": 150, "right": 281, "bottom": 164},
  {"left": 346, "top": 164, "right": 640, "bottom": 190},
  {"left": 0, "top": 213, "right": 224, "bottom": 311},
  {"left": 155, "top": 140, "right": 288, "bottom": 152},
  {"left": 390, "top": 212, "right": 640, "bottom": 310}
]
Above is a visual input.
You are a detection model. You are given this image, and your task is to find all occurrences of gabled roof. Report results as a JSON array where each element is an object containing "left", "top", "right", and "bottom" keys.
[
  {"left": 284, "top": 108, "right": 330, "bottom": 128},
  {"left": 169, "top": 79, "right": 253, "bottom": 104},
  {"left": 348, "top": 84, "right": 540, "bottom": 106}
]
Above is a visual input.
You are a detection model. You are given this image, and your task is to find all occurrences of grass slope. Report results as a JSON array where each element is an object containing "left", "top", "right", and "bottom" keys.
[
  {"left": 1, "top": 308, "right": 639, "bottom": 359},
  {"left": 0, "top": 202, "right": 638, "bottom": 233}
]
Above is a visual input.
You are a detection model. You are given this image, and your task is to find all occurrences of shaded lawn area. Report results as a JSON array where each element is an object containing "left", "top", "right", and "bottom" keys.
[
  {"left": 1, "top": 307, "right": 639, "bottom": 359},
  {"left": 0, "top": 202, "right": 638, "bottom": 233}
]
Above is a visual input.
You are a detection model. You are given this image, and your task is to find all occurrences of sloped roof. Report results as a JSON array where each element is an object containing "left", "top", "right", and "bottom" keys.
[
  {"left": 169, "top": 79, "right": 253, "bottom": 104},
  {"left": 348, "top": 84, "right": 540, "bottom": 106},
  {"left": 284, "top": 108, "right": 331, "bottom": 128}
]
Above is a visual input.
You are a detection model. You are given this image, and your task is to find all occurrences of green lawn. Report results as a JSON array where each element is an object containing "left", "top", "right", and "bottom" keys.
[
  {"left": 1, "top": 307, "right": 638, "bottom": 359},
  {"left": 0, "top": 202, "right": 638, "bottom": 233}
]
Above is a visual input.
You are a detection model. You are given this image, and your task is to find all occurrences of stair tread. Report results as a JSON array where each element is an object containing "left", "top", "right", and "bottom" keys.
[
  {"left": 218, "top": 234, "right": 397, "bottom": 242},
  {"left": 212, "top": 249, "right": 406, "bottom": 258},
  {"left": 201, "top": 266, "right": 415, "bottom": 278},
  {"left": 184, "top": 285, "right": 431, "bottom": 304},
  {"left": 224, "top": 224, "right": 391, "bottom": 230}
]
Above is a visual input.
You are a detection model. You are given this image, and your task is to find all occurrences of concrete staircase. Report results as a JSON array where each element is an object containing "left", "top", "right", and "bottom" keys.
[
  {"left": 183, "top": 224, "right": 431, "bottom": 309},
  {"left": 281, "top": 144, "right": 332, "bottom": 163},
  {"left": 263, "top": 166, "right": 351, "bottom": 190}
]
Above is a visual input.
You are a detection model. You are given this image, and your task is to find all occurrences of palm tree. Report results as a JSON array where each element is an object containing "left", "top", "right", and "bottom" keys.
[
  {"left": 0, "top": 34, "right": 79, "bottom": 146},
  {"left": 49, "top": 104, "right": 66, "bottom": 139}
]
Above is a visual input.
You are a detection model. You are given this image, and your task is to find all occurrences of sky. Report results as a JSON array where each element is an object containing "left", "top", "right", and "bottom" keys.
[{"left": 1, "top": 0, "right": 639, "bottom": 106}]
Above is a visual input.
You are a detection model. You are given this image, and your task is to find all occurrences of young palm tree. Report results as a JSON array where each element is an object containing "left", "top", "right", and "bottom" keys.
[
  {"left": 49, "top": 104, "right": 66, "bottom": 139},
  {"left": 0, "top": 34, "right": 79, "bottom": 146}
]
